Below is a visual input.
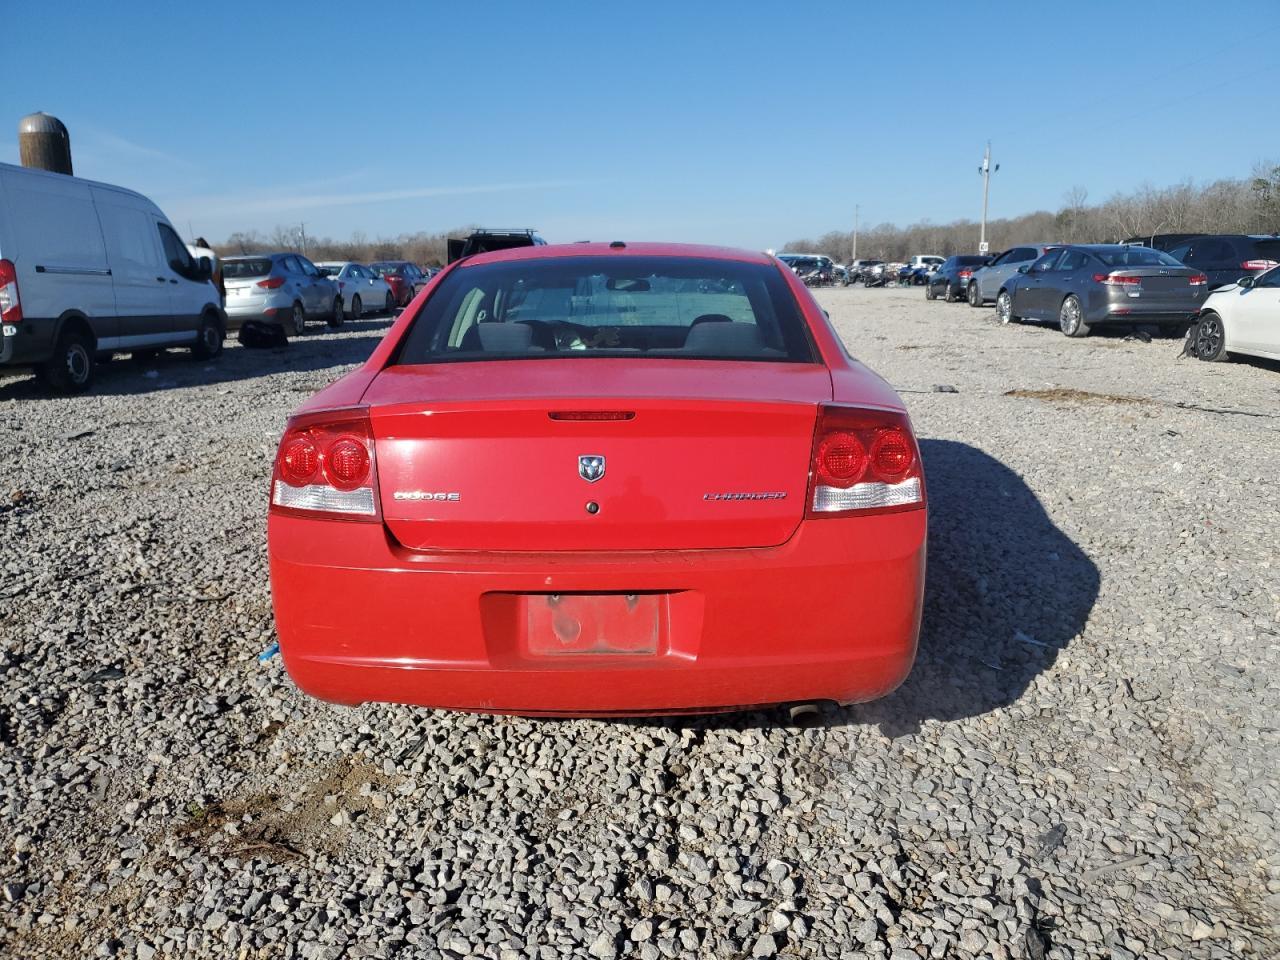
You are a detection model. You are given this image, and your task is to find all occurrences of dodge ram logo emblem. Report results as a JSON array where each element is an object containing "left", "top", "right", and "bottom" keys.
[{"left": 578, "top": 455, "right": 606, "bottom": 483}]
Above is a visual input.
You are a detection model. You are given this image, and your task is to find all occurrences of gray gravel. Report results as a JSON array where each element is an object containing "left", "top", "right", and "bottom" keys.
[{"left": 1, "top": 288, "right": 1277, "bottom": 959}]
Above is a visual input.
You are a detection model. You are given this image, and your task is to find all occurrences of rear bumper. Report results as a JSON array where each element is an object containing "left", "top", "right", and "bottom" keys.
[
  {"left": 1, "top": 320, "right": 57, "bottom": 367},
  {"left": 1091, "top": 309, "right": 1200, "bottom": 326},
  {"left": 225, "top": 293, "right": 293, "bottom": 331},
  {"left": 267, "top": 512, "right": 926, "bottom": 715}
]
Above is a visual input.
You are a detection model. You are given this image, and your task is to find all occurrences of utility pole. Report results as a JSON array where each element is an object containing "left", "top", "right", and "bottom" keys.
[
  {"left": 978, "top": 142, "right": 999, "bottom": 254},
  {"left": 298, "top": 222, "right": 308, "bottom": 255},
  {"left": 852, "top": 205, "right": 859, "bottom": 262}
]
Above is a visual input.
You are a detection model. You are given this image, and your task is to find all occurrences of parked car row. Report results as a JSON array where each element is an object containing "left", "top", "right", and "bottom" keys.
[{"left": 919, "top": 239, "right": 1280, "bottom": 363}]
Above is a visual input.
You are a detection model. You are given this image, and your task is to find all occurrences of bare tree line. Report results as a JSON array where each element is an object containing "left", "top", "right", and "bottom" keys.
[
  {"left": 784, "top": 163, "right": 1280, "bottom": 263},
  {"left": 213, "top": 225, "right": 479, "bottom": 266}
]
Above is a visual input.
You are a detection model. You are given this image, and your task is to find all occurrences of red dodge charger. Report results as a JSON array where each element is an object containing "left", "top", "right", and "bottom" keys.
[{"left": 267, "top": 243, "right": 926, "bottom": 716}]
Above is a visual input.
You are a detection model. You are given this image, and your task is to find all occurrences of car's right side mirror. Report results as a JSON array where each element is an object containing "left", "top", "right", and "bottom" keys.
[
  {"left": 1017, "top": 265, "right": 1030, "bottom": 274},
  {"left": 1238, "top": 275, "right": 1255, "bottom": 289}
]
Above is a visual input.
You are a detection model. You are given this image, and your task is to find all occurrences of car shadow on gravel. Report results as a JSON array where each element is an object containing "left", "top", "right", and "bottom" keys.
[
  {"left": 0, "top": 319, "right": 393, "bottom": 401},
  {"left": 850, "top": 438, "right": 1099, "bottom": 736},
  {"left": 624, "top": 439, "right": 1100, "bottom": 736}
]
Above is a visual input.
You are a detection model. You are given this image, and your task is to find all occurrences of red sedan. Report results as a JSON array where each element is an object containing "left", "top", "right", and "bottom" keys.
[{"left": 268, "top": 243, "right": 926, "bottom": 716}]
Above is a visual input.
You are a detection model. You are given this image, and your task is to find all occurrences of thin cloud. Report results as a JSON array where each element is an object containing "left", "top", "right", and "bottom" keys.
[{"left": 186, "top": 179, "right": 590, "bottom": 218}]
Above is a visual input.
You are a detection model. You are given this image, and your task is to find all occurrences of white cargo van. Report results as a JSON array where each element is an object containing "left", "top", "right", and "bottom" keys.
[{"left": 0, "top": 162, "right": 225, "bottom": 392}]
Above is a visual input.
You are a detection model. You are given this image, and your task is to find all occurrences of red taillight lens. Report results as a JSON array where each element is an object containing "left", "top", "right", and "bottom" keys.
[
  {"left": 1093, "top": 273, "right": 1141, "bottom": 285},
  {"left": 271, "top": 409, "right": 379, "bottom": 520},
  {"left": 280, "top": 436, "right": 320, "bottom": 485},
  {"left": 815, "top": 432, "right": 867, "bottom": 487},
  {"left": 870, "top": 428, "right": 914, "bottom": 482},
  {"left": 323, "top": 437, "right": 371, "bottom": 490},
  {"left": 958, "top": 269, "right": 973, "bottom": 279},
  {"left": 0, "top": 259, "right": 23, "bottom": 326},
  {"left": 807, "top": 406, "right": 924, "bottom": 518},
  {"left": 257, "top": 276, "right": 286, "bottom": 289},
  {"left": 1242, "top": 259, "right": 1279, "bottom": 271},
  {"left": 1188, "top": 273, "right": 1208, "bottom": 286}
]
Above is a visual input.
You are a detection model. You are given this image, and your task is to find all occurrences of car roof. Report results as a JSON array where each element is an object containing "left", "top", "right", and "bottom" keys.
[{"left": 460, "top": 242, "right": 776, "bottom": 268}]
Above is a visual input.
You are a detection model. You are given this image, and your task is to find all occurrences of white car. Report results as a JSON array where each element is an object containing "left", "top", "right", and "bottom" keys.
[
  {"left": 1192, "top": 265, "right": 1280, "bottom": 363},
  {"left": 315, "top": 262, "right": 396, "bottom": 320}
]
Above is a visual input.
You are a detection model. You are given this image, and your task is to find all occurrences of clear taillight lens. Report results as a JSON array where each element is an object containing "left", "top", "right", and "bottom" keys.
[
  {"left": 270, "top": 408, "right": 379, "bottom": 521},
  {"left": 806, "top": 405, "right": 925, "bottom": 518}
]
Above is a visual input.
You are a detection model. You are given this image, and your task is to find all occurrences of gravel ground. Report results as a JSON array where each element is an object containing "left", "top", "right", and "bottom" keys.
[{"left": 1, "top": 288, "right": 1277, "bottom": 959}]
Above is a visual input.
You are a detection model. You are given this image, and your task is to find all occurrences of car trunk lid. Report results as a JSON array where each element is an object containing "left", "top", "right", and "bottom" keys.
[{"left": 364, "top": 359, "right": 832, "bottom": 551}]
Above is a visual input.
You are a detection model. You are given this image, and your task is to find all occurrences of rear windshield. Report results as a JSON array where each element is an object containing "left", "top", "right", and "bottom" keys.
[
  {"left": 371, "top": 263, "right": 404, "bottom": 276},
  {"left": 1095, "top": 248, "right": 1181, "bottom": 267},
  {"left": 954, "top": 256, "right": 989, "bottom": 266},
  {"left": 394, "top": 256, "right": 815, "bottom": 364},
  {"left": 1249, "top": 239, "right": 1280, "bottom": 259},
  {"left": 222, "top": 258, "right": 273, "bottom": 278}
]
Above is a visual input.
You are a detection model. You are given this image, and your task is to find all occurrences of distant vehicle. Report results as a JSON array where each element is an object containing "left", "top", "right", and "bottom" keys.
[
  {"left": 847, "top": 259, "right": 884, "bottom": 285},
  {"left": 778, "top": 254, "right": 835, "bottom": 286},
  {"left": 1164, "top": 235, "right": 1280, "bottom": 290},
  {"left": 833, "top": 264, "right": 848, "bottom": 284},
  {"left": 925, "top": 255, "right": 991, "bottom": 302},
  {"left": 369, "top": 261, "right": 430, "bottom": 306},
  {"left": 1122, "top": 233, "right": 1205, "bottom": 253},
  {"left": 446, "top": 229, "right": 547, "bottom": 264},
  {"left": 906, "top": 255, "right": 944, "bottom": 272},
  {"left": 967, "top": 244, "right": 1060, "bottom": 306},
  {"left": 223, "top": 253, "right": 343, "bottom": 335},
  {"left": 316, "top": 262, "right": 396, "bottom": 320},
  {"left": 1190, "top": 264, "right": 1280, "bottom": 363},
  {"left": 997, "top": 244, "right": 1208, "bottom": 337},
  {"left": 863, "top": 262, "right": 895, "bottom": 288},
  {"left": 0, "top": 161, "right": 225, "bottom": 392}
]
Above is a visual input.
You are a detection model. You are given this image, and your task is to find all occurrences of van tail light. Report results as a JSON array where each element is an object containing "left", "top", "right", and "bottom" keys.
[
  {"left": 1242, "top": 259, "right": 1279, "bottom": 271},
  {"left": 1093, "top": 273, "right": 1141, "bottom": 285},
  {"left": 1188, "top": 273, "right": 1208, "bottom": 286},
  {"left": 806, "top": 405, "right": 925, "bottom": 518},
  {"left": 257, "top": 276, "right": 286, "bottom": 289},
  {"left": 270, "top": 408, "right": 380, "bottom": 521},
  {"left": 0, "top": 259, "right": 23, "bottom": 326}
]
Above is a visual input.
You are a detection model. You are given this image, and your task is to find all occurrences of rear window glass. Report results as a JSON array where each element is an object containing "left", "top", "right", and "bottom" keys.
[
  {"left": 371, "top": 263, "right": 404, "bottom": 276},
  {"left": 1249, "top": 239, "right": 1280, "bottom": 259},
  {"left": 1095, "top": 248, "right": 1181, "bottom": 267},
  {"left": 954, "top": 256, "right": 989, "bottom": 266},
  {"left": 394, "top": 256, "right": 815, "bottom": 364},
  {"left": 223, "top": 258, "right": 273, "bottom": 278}
]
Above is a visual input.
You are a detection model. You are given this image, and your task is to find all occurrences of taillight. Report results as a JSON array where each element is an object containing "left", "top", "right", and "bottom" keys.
[
  {"left": 1093, "top": 273, "right": 1141, "bottom": 285},
  {"left": 270, "top": 408, "right": 379, "bottom": 521},
  {"left": 806, "top": 406, "right": 925, "bottom": 518},
  {"left": 1188, "top": 273, "right": 1207, "bottom": 286},
  {"left": 0, "top": 259, "right": 23, "bottom": 327},
  {"left": 958, "top": 269, "right": 973, "bottom": 279},
  {"left": 1242, "top": 259, "right": 1279, "bottom": 271},
  {"left": 257, "top": 276, "right": 286, "bottom": 289},
  {"left": 337, "top": 280, "right": 346, "bottom": 291}
]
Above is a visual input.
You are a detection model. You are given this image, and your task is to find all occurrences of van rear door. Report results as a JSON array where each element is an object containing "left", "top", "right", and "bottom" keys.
[{"left": 3, "top": 167, "right": 116, "bottom": 343}]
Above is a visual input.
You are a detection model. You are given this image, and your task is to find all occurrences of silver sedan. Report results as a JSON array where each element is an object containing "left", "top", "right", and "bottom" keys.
[{"left": 998, "top": 244, "right": 1208, "bottom": 337}]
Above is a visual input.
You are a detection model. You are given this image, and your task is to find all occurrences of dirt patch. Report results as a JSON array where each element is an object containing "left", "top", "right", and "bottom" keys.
[
  {"left": 1004, "top": 388, "right": 1152, "bottom": 406},
  {"left": 179, "top": 757, "right": 397, "bottom": 861}
]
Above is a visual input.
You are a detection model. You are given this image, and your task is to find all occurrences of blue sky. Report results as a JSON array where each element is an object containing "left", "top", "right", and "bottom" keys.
[{"left": 3, "top": 2, "right": 1277, "bottom": 250}]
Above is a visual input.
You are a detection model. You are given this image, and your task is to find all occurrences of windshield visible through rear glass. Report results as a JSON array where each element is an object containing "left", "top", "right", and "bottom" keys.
[
  {"left": 222, "top": 258, "right": 272, "bottom": 279},
  {"left": 393, "top": 256, "right": 815, "bottom": 364}
]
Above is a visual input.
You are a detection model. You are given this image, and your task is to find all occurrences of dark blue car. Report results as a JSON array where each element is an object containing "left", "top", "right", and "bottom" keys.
[{"left": 926, "top": 255, "right": 992, "bottom": 302}]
